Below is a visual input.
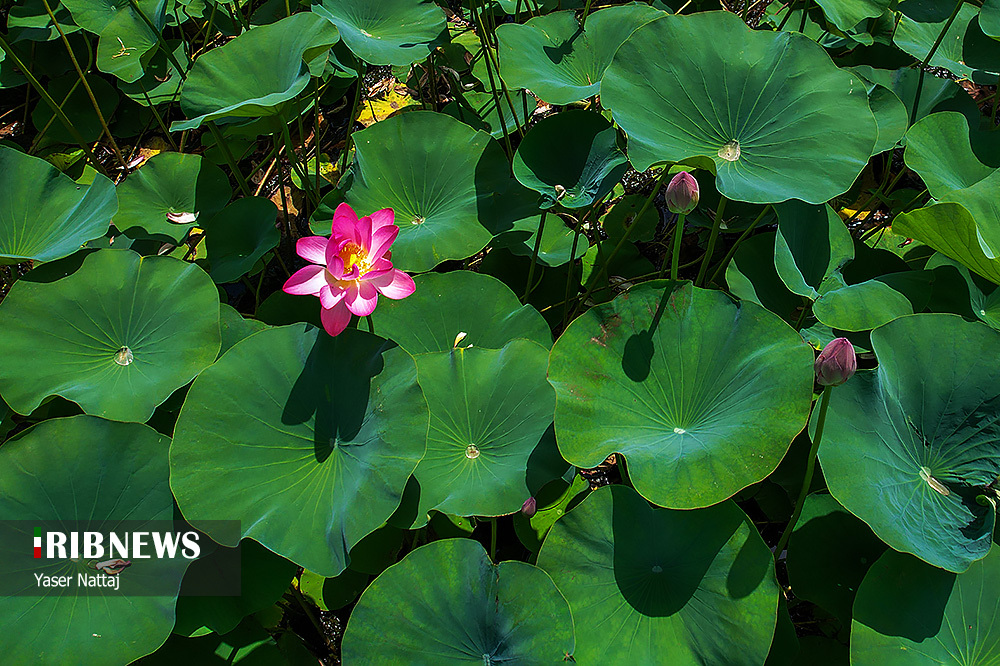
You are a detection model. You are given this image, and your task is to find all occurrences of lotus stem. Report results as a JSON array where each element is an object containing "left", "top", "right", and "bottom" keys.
[
  {"left": 340, "top": 80, "right": 364, "bottom": 177},
  {"left": 581, "top": 0, "right": 594, "bottom": 27},
  {"left": 910, "top": 0, "right": 965, "bottom": 125},
  {"left": 773, "top": 385, "right": 832, "bottom": 560},
  {"left": 708, "top": 204, "right": 772, "bottom": 286},
  {"left": 273, "top": 133, "right": 294, "bottom": 239},
  {"left": 280, "top": 117, "right": 319, "bottom": 208},
  {"left": 207, "top": 122, "right": 252, "bottom": 197},
  {"left": 0, "top": 34, "right": 106, "bottom": 175},
  {"left": 41, "top": 0, "right": 128, "bottom": 171},
  {"left": 524, "top": 210, "right": 548, "bottom": 300},
  {"left": 569, "top": 168, "right": 670, "bottom": 320},
  {"left": 695, "top": 196, "right": 728, "bottom": 287},
  {"left": 668, "top": 213, "right": 686, "bottom": 280},
  {"left": 137, "top": 81, "right": 180, "bottom": 151}
]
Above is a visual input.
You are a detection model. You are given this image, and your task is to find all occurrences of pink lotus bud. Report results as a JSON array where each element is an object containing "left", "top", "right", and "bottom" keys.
[
  {"left": 664, "top": 171, "right": 699, "bottom": 215},
  {"left": 521, "top": 497, "right": 537, "bottom": 517},
  {"left": 815, "top": 338, "right": 856, "bottom": 386}
]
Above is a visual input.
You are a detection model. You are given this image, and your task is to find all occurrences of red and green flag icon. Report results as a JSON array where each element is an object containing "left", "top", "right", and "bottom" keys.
[{"left": 33, "top": 527, "right": 41, "bottom": 558}]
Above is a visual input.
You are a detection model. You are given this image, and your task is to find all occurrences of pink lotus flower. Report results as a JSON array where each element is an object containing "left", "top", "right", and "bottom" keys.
[{"left": 283, "top": 203, "right": 415, "bottom": 336}]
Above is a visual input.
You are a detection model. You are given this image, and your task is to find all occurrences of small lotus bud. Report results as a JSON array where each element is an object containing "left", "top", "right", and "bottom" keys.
[
  {"left": 664, "top": 171, "right": 699, "bottom": 215},
  {"left": 521, "top": 497, "right": 537, "bottom": 517},
  {"left": 815, "top": 337, "right": 856, "bottom": 387}
]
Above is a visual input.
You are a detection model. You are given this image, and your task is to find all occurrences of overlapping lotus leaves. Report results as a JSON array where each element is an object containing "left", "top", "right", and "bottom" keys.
[
  {"left": 339, "top": 111, "right": 510, "bottom": 272},
  {"left": 537, "top": 484, "right": 778, "bottom": 664},
  {"left": 342, "top": 538, "right": 575, "bottom": 662},
  {"left": 441, "top": 90, "right": 530, "bottom": 140},
  {"left": 602, "top": 11, "right": 877, "bottom": 203},
  {"left": 0, "top": 250, "right": 221, "bottom": 422},
  {"left": 726, "top": 232, "right": 803, "bottom": 323},
  {"left": 0, "top": 416, "right": 187, "bottom": 665},
  {"left": 495, "top": 4, "right": 665, "bottom": 105},
  {"left": 370, "top": 271, "right": 551, "bottom": 354},
  {"left": 814, "top": 0, "right": 891, "bottom": 34},
  {"left": 852, "top": 545, "right": 1000, "bottom": 665},
  {"left": 512, "top": 109, "right": 628, "bottom": 209},
  {"left": 819, "top": 314, "right": 1000, "bottom": 573},
  {"left": 0, "top": 146, "right": 116, "bottom": 264},
  {"left": 7, "top": 0, "right": 80, "bottom": 41},
  {"left": 896, "top": 203, "right": 1000, "bottom": 285},
  {"left": 32, "top": 72, "right": 120, "bottom": 143},
  {"left": 903, "top": 111, "right": 995, "bottom": 198},
  {"left": 170, "top": 12, "right": 339, "bottom": 131},
  {"left": 548, "top": 282, "right": 814, "bottom": 509},
  {"left": 786, "top": 493, "right": 887, "bottom": 624},
  {"left": 170, "top": 325, "right": 428, "bottom": 577},
  {"left": 409, "top": 340, "right": 555, "bottom": 522},
  {"left": 311, "top": 0, "right": 447, "bottom": 66},
  {"left": 202, "top": 197, "right": 279, "bottom": 283},
  {"left": 93, "top": 0, "right": 166, "bottom": 83},
  {"left": 895, "top": 3, "right": 997, "bottom": 83},
  {"left": 114, "top": 151, "right": 231, "bottom": 243},
  {"left": 119, "top": 40, "right": 188, "bottom": 106},
  {"left": 855, "top": 74, "right": 908, "bottom": 155}
]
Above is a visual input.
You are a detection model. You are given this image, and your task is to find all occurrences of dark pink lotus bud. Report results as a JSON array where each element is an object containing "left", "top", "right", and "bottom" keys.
[
  {"left": 815, "top": 338, "right": 856, "bottom": 386},
  {"left": 664, "top": 171, "right": 699, "bottom": 215},
  {"left": 521, "top": 497, "right": 537, "bottom": 517}
]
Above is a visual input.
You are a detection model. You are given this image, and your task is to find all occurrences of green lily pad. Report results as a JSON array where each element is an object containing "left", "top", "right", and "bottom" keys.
[
  {"left": 219, "top": 303, "right": 267, "bottom": 356},
  {"left": 495, "top": 4, "right": 665, "bottom": 105},
  {"left": 602, "top": 11, "right": 877, "bottom": 203},
  {"left": 774, "top": 201, "right": 855, "bottom": 301},
  {"left": 537, "top": 484, "right": 779, "bottom": 664},
  {"left": 171, "top": 12, "right": 339, "bottom": 131},
  {"left": 0, "top": 250, "right": 221, "bottom": 421},
  {"left": 851, "top": 64, "right": 982, "bottom": 126},
  {"left": 548, "top": 281, "right": 814, "bottom": 509},
  {"left": 0, "top": 146, "right": 117, "bottom": 264},
  {"left": 895, "top": 201, "right": 1000, "bottom": 285},
  {"left": 819, "top": 314, "right": 1000, "bottom": 573},
  {"left": 32, "top": 71, "right": 120, "bottom": 143},
  {"left": 0, "top": 415, "right": 187, "bottom": 665},
  {"left": 501, "top": 213, "right": 590, "bottom": 268},
  {"left": 311, "top": 0, "right": 447, "bottom": 66},
  {"left": 512, "top": 109, "right": 628, "bottom": 210},
  {"left": 815, "top": 0, "right": 892, "bottom": 34},
  {"left": 94, "top": 0, "right": 165, "bottom": 83},
  {"left": 441, "top": 90, "right": 530, "bottom": 140},
  {"left": 409, "top": 340, "right": 555, "bottom": 522},
  {"left": 860, "top": 76, "right": 909, "bottom": 154},
  {"left": 119, "top": 39, "right": 188, "bottom": 106},
  {"left": 334, "top": 111, "right": 510, "bottom": 272},
  {"left": 786, "top": 493, "right": 887, "bottom": 624},
  {"left": 370, "top": 271, "right": 551, "bottom": 354},
  {"left": 983, "top": 0, "right": 1000, "bottom": 37},
  {"left": 203, "top": 197, "right": 279, "bottom": 283},
  {"left": 115, "top": 151, "right": 231, "bottom": 243},
  {"left": 342, "top": 538, "right": 575, "bottom": 662},
  {"left": 903, "top": 111, "right": 994, "bottom": 198},
  {"left": 170, "top": 325, "right": 428, "bottom": 577},
  {"left": 852, "top": 545, "right": 1000, "bottom": 664}
]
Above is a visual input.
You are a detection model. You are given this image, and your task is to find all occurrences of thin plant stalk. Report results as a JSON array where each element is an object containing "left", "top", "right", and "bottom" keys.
[
  {"left": 569, "top": 168, "right": 670, "bottom": 320},
  {"left": 695, "top": 196, "right": 728, "bottom": 287},
  {"left": 561, "top": 200, "right": 603, "bottom": 327},
  {"left": 273, "top": 134, "right": 294, "bottom": 240},
  {"left": 207, "top": 122, "right": 252, "bottom": 197},
  {"left": 474, "top": 0, "right": 525, "bottom": 139},
  {"left": 41, "top": 0, "right": 128, "bottom": 170},
  {"left": 280, "top": 118, "right": 319, "bottom": 208},
  {"left": 138, "top": 82, "right": 180, "bottom": 151},
  {"left": 581, "top": 0, "right": 594, "bottom": 27},
  {"left": 669, "top": 213, "right": 687, "bottom": 280},
  {"left": 30, "top": 78, "right": 82, "bottom": 152},
  {"left": 470, "top": 2, "right": 514, "bottom": 153},
  {"left": 0, "top": 35, "right": 106, "bottom": 174},
  {"left": 524, "top": 210, "right": 548, "bottom": 300},
  {"left": 340, "top": 79, "right": 364, "bottom": 176},
  {"left": 773, "top": 386, "right": 833, "bottom": 560},
  {"left": 910, "top": 0, "right": 965, "bottom": 124},
  {"left": 708, "top": 204, "right": 772, "bottom": 285}
]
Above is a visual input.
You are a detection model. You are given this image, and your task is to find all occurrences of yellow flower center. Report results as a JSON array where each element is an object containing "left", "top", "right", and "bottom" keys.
[{"left": 339, "top": 241, "right": 371, "bottom": 277}]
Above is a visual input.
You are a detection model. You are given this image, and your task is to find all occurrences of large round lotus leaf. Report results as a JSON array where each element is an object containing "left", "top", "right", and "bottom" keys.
[
  {"left": 371, "top": 271, "right": 551, "bottom": 354},
  {"left": 202, "top": 197, "right": 279, "bottom": 283},
  {"left": 548, "top": 282, "right": 814, "bottom": 509},
  {"left": 311, "top": 0, "right": 447, "bottom": 66},
  {"left": 537, "top": 484, "right": 779, "bottom": 664},
  {"left": 895, "top": 201, "right": 1000, "bottom": 285},
  {"left": 0, "top": 146, "right": 116, "bottom": 264},
  {"left": 819, "top": 314, "right": 1000, "bottom": 573},
  {"left": 786, "top": 493, "right": 887, "bottom": 624},
  {"left": 0, "top": 415, "right": 188, "bottom": 665},
  {"left": 496, "top": 4, "right": 665, "bottom": 105},
  {"left": 94, "top": 0, "right": 165, "bottom": 83},
  {"left": 114, "top": 151, "right": 231, "bottom": 243},
  {"left": 32, "top": 71, "right": 120, "bottom": 143},
  {"left": 0, "top": 250, "right": 221, "bottom": 422},
  {"left": 903, "top": 111, "right": 995, "bottom": 198},
  {"left": 340, "top": 111, "right": 509, "bottom": 272},
  {"left": 170, "top": 324, "right": 428, "bottom": 577},
  {"left": 410, "top": 340, "right": 555, "bottom": 521},
  {"left": 602, "top": 11, "right": 877, "bottom": 204},
  {"left": 852, "top": 545, "right": 1000, "bottom": 665},
  {"left": 342, "top": 538, "right": 575, "bottom": 663},
  {"left": 170, "top": 13, "right": 339, "bottom": 131},
  {"left": 512, "top": 109, "right": 628, "bottom": 210}
]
